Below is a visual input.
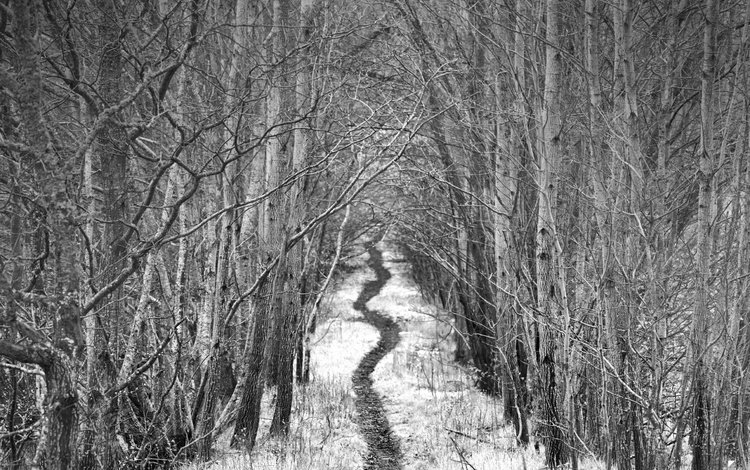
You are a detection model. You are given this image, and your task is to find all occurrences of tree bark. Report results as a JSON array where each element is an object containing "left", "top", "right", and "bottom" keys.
[
  {"left": 691, "top": 0, "right": 718, "bottom": 467},
  {"left": 232, "top": 0, "right": 288, "bottom": 450},
  {"left": 536, "top": 0, "right": 568, "bottom": 465}
]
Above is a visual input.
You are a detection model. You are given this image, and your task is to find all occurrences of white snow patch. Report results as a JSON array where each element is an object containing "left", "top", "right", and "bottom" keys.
[
  {"left": 310, "top": 249, "right": 379, "bottom": 381},
  {"left": 310, "top": 319, "right": 378, "bottom": 382}
]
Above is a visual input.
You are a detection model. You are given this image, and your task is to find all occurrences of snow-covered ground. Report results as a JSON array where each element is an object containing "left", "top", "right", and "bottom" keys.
[
  {"left": 186, "top": 242, "right": 606, "bottom": 469},
  {"left": 369, "top": 242, "right": 522, "bottom": 469},
  {"left": 366, "top": 240, "right": 608, "bottom": 470},
  {"left": 309, "top": 252, "right": 378, "bottom": 383}
]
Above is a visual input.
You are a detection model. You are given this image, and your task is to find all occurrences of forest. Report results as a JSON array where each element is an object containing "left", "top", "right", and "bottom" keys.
[{"left": 0, "top": 0, "right": 749, "bottom": 468}]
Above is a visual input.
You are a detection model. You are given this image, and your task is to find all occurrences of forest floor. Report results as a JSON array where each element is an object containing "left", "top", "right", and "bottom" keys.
[{"left": 186, "top": 241, "right": 606, "bottom": 469}]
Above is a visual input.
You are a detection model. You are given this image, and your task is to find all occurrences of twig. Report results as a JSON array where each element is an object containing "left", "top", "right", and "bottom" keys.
[
  {"left": 0, "top": 422, "right": 39, "bottom": 439},
  {"left": 444, "top": 426, "right": 495, "bottom": 445},
  {"left": 0, "top": 361, "right": 44, "bottom": 376},
  {"left": 448, "top": 434, "right": 478, "bottom": 470}
]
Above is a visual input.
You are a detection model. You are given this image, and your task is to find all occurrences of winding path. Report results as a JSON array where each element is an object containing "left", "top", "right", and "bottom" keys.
[{"left": 352, "top": 247, "right": 403, "bottom": 470}]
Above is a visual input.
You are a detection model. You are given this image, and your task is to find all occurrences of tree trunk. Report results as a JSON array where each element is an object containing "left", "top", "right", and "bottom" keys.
[
  {"left": 270, "top": 0, "right": 316, "bottom": 435},
  {"left": 536, "top": 0, "right": 568, "bottom": 465},
  {"left": 5, "top": 3, "right": 79, "bottom": 468},
  {"left": 603, "top": 1, "right": 640, "bottom": 468},
  {"left": 232, "top": 0, "right": 288, "bottom": 450},
  {"left": 691, "top": 0, "right": 718, "bottom": 467},
  {"left": 231, "top": 281, "right": 272, "bottom": 451},
  {"left": 38, "top": 351, "right": 79, "bottom": 470}
]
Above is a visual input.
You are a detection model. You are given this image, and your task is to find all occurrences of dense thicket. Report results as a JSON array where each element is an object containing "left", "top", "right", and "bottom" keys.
[
  {"left": 389, "top": 0, "right": 750, "bottom": 469},
  {"left": 0, "top": 0, "right": 419, "bottom": 467},
  {"left": 1, "top": 0, "right": 749, "bottom": 469}
]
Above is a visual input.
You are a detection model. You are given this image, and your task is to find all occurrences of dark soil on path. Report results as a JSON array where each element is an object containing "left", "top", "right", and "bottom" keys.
[{"left": 352, "top": 247, "right": 402, "bottom": 470}]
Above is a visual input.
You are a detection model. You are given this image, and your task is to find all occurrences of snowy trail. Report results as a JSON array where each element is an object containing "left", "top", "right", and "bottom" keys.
[{"left": 351, "top": 247, "right": 403, "bottom": 470}]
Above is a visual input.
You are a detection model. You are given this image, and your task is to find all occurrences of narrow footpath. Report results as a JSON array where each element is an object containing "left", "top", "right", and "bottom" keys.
[{"left": 351, "top": 247, "right": 403, "bottom": 470}]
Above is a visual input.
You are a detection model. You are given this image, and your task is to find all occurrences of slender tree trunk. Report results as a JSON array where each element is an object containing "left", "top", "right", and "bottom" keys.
[
  {"left": 691, "top": 0, "right": 718, "bottom": 467},
  {"left": 494, "top": 52, "right": 527, "bottom": 440},
  {"left": 536, "top": 0, "right": 568, "bottom": 465},
  {"left": 512, "top": 0, "right": 533, "bottom": 423},
  {"left": 731, "top": 9, "right": 750, "bottom": 464},
  {"left": 649, "top": 3, "right": 687, "bottom": 468},
  {"left": 160, "top": 59, "right": 193, "bottom": 448},
  {"left": 604, "top": 1, "right": 641, "bottom": 468}
]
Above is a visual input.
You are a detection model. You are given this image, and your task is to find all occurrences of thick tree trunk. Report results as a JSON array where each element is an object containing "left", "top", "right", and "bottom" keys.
[
  {"left": 270, "top": 257, "right": 296, "bottom": 436},
  {"left": 270, "top": 0, "right": 316, "bottom": 434},
  {"left": 231, "top": 281, "right": 272, "bottom": 451},
  {"left": 0, "top": 303, "right": 79, "bottom": 470},
  {"left": 38, "top": 352, "right": 79, "bottom": 470},
  {"left": 5, "top": 4, "right": 79, "bottom": 468},
  {"left": 232, "top": 0, "right": 288, "bottom": 450}
]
